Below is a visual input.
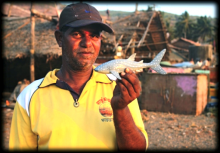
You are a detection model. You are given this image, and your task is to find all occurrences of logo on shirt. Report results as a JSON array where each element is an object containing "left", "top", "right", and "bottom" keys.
[{"left": 96, "top": 97, "right": 113, "bottom": 122}]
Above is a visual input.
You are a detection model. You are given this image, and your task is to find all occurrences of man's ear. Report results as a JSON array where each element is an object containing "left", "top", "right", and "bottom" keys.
[{"left": 54, "top": 30, "right": 63, "bottom": 47}]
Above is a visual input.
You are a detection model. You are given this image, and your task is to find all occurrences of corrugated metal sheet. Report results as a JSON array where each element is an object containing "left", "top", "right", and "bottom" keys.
[{"left": 139, "top": 73, "right": 208, "bottom": 115}]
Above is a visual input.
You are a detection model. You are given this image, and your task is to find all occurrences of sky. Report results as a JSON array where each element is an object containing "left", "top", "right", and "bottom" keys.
[{"left": 61, "top": 1, "right": 218, "bottom": 18}]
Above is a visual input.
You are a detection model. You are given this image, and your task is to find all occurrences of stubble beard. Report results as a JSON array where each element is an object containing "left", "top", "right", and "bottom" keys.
[{"left": 64, "top": 51, "right": 97, "bottom": 71}]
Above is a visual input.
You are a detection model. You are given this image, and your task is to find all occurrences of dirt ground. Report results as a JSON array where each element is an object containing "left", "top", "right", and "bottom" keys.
[
  {"left": 141, "top": 110, "right": 218, "bottom": 151},
  {"left": 1, "top": 104, "right": 218, "bottom": 151}
]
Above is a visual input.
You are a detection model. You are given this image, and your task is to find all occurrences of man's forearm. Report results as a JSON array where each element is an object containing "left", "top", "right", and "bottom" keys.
[{"left": 113, "top": 106, "right": 146, "bottom": 151}]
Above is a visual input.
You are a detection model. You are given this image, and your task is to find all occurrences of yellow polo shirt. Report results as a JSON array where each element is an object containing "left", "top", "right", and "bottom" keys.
[{"left": 9, "top": 69, "right": 148, "bottom": 151}]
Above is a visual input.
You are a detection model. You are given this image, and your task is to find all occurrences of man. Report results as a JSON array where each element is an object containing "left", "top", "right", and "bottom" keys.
[
  {"left": 195, "top": 58, "right": 203, "bottom": 68},
  {"left": 106, "top": 9, "right": 110, "bottom": 19},
  {"left": 19, "top": 79, "right": 30, "bottom": 92},
  {"left": 9, "top": 3, "right": 148, "bottom": 151},
  {"left": 8, "top": 79, "right": 30, "bottom": 102},
  {"left": 201, "top": 57, "right": 211, "bottom": 70},
  {"left": 8, "top": 81, "right": 22, "bottom": 102}
]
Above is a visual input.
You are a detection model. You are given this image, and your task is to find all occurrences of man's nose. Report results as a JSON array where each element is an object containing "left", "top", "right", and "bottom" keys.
[{"left": 80, "top": 36, "right": 92, "bottom": 48}]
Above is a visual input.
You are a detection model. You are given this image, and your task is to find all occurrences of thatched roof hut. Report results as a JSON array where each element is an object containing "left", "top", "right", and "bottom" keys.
[
  {"left": 2, "top": 16, "right": 63, "bottom": 91},
  {"left": 2, "top": 2, "right": 63, "bottom": 92}
]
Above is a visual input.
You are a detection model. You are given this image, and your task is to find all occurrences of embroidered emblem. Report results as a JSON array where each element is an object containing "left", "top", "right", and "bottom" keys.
[
  {"left": 99, "top": 101, "right": 112, "bottom": 117},
  {"left": 96, "top": 97, "right": 113, "bottom": 122},
  {"left": 85, "top": 10, "right": 90, "bottom": 13}
]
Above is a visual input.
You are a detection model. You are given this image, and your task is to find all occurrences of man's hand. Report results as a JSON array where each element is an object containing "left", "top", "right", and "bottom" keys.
[
  {"left": 110, "top": 68, "right": 146, "bottom": 150},
  {"left": 111, "top": 68, "right": 142, "bottom": 110}
]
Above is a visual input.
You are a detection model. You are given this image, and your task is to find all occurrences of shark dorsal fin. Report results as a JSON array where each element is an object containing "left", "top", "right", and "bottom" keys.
[
  {"left": 139, "top": 60, "right": 143, "bottom": 63},
  {"left": 127, "top": 53, "right": 136, "bottom": 61}
]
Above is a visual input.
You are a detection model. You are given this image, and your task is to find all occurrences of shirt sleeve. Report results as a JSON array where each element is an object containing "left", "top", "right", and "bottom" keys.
[
  {"left": 128, "top": 99, "right": 148, "bottom": 150},
  {"left": 9, "top": 101, "right": 38, "bottom": 150}
]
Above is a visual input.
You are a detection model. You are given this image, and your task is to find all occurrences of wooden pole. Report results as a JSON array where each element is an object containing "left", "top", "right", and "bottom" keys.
[
  {"left": 30, "top": 2, "right": 35, "bottom": 82},
  {"left": 4, "top": 20, "right": 30, "bottom": 39},
  {"left": 131, "top": 38, "right": 135, "bottom": 54},
  {"left": 113, "top": 35, "right": 124, "bottom": 52},
  {"left": 124, "top": 21, "right": 140, "bottom": 56},
  {"left": 31, "top": 8, "right": 57, "bottom": 23},
  {"left": 135, "top": 3, "right": 138, "bottom": 14},
  {"left": 124, "top": 32, "right": 135, "bottom": 55},
  {"left": 137, "top": 12, "right": 155, "bottom": 48},
  {"left": 54, "top": 2, "right": 60, "bottom": 18},
  {"left": 7, "top": 3, "right": 12, "bottom": 17}
]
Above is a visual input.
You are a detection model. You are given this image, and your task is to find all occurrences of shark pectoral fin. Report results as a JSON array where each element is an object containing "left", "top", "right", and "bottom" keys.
[
  {"left": 106, "top": 74, "right": 117, "bottom": 81},
  {"left": 110, "top": 70, "right": 121, "bottom": 80}
]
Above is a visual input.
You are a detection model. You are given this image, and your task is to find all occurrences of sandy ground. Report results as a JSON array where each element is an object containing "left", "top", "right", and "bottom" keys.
[{"left": 141, "top": 110, "right": 218, "bottom": 151}]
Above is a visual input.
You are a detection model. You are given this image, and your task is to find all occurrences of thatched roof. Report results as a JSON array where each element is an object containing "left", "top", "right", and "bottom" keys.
[
  {"left": 3, "top": 17, "right": 61, "bottom": 60},
  {"left": 2, "top": 2, "right": 65, "bottom": 60},
  {"left": 2, "top": 2, "right": 62, "bottom": 17},
  {"left": 98, "top": 10, "right": 170, "bottom": 61}
]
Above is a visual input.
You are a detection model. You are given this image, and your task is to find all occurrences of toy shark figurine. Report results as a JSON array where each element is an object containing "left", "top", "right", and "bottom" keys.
[{"left": 94, "top": 49, "right": 167, "bottom": 80}]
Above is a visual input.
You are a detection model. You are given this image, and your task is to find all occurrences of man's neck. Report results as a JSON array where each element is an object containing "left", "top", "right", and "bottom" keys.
[{"left": 56, "top": 66, "right": 93, "bottom": 95}]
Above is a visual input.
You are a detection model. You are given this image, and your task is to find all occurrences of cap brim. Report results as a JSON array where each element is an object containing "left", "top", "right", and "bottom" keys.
[{"left": 66, "top": 20, "right": 114, "bottom": 34}]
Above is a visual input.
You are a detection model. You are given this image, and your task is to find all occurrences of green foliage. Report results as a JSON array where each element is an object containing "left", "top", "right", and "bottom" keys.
[
  {"left": 174, "top": 12, "right": 215, "bottom": 42},
  {"left": 194, "top": 16, "right": 215, "bottom": 42},
  {"left": 160, "top": 11, "right": 216, "bottom": 43},
  {"left": 147, "top": 6, "right": 153, "bottom": 12},
  {"left": 174, "top": 11, "right": 195, "bottom": 38}
]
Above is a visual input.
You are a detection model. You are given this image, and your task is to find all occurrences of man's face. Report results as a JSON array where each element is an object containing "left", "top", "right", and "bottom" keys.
[{"left": 59, "top": 25, "right": 102, "bottom": 71}]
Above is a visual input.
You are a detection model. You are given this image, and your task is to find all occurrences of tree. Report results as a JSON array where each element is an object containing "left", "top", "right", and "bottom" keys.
[
  {"left": 185, "top": 22, "right": 198, "bottom": 42},
  {"left": 174, "top": 11, "right": 194, "bottom": 38},
  {"left": 194, "top": 16, "right": 214, "bottom": 43},
  {"left": 146, "top": 5, "right": 153, "bottom": 12}
]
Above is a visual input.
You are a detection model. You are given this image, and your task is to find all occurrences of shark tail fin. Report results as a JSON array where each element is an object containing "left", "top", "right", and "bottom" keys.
[{"left": 149, "top": 49, "right": 167, "bottom": 74}]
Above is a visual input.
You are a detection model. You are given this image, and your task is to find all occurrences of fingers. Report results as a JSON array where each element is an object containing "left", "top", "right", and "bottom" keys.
[
  {"left": 117, "top": 68, "right": 141, "bottom": 98},
  {"left": 117, "top": 79, "right": 136, "bottom": 101},
  {"left": 111, "top": 68, "right": 142, "bottom": 109},
  {"left": 121, "top": 68, "right": 141, "bottom": 94}
]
